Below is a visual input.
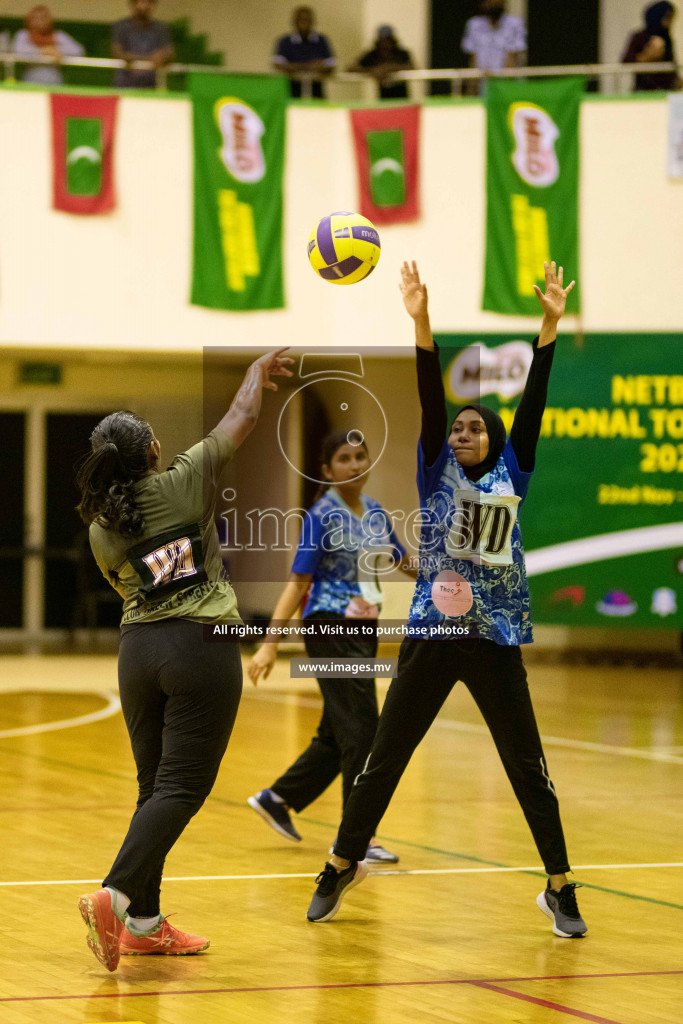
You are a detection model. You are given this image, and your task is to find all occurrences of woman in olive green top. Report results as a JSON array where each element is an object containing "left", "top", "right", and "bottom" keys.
[{"left": 75, "top": 348, "right": 292, "bottom": 972}]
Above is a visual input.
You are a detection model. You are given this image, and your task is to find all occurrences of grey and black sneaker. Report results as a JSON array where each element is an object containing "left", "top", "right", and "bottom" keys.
[
  {"left": 248, "top": 789, "right": 302, "bottom": 842},
  {"left": 328, "top": 841, "right": 399, "bottom": 865},
  {"left": 365, "top": 843, "right": 399, "bottom": 864},
  {"left": 537, "top": 882, "right": 587, "bottom": 937},
  {"left": 307, "top": 860, "right": 368, "bottom": 922}
]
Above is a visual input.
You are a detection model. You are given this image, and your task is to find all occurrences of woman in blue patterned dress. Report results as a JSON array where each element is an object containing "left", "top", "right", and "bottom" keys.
[
  {"left": 306, "top": 260, "right": 588, "bottom": 939},
  {"left": 247, "top": 430, "right": 414, "bottom": 863}
]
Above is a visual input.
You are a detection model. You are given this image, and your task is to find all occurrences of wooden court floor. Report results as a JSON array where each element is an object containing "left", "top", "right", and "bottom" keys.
[{"left": 1, "top": 651, "right": 682, "bottom": 1024}]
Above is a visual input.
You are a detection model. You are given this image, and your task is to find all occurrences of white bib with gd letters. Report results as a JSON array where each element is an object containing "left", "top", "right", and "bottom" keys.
[{"left": 445, "top": 490, "right": 520, "bottom": 566}]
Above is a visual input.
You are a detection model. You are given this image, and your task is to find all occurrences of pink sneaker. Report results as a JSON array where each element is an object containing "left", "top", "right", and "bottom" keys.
[
  {"left": 119, "top": 915, "right": 210, "bottom": 956},
  {"left": 78, "top": 889, "right": 125, "bottom": 972}
]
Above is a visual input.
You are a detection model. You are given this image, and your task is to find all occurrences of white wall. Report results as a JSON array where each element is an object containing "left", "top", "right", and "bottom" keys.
[{"left": 0, "top": 88, "right": 682, "bottom": 353}]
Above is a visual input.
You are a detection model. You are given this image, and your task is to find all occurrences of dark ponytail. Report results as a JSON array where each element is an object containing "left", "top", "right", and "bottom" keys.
[
  {"left": 310, "top": 429, "right": 370, "bottom": 506},
  {"left": 76, "top": 411, "right": 154, "bottom": 536}
]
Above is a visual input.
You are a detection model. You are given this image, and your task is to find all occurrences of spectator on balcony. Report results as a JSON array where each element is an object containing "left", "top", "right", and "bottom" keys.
[
  {"left": 461, "top": 0, "right": 526, "bottom": 95},
  {"left": 622, "top": 2, "right": 681, "bottom": 91},
  {"left": 272, "top": 6, "right": 336, "bottom": 99},
  {"left": 348, "top": 26, "right": 414, "bottom": 100},
  {"left": 112, "top": 0, "right": 174, "bottom": 90},
  {"left": 14, "top": 5, "right": 84, "bottom": 85}
]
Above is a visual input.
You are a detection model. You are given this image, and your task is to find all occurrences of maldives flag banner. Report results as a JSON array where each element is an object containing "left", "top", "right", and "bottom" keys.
[
  {"left": 190, "top": 73, "right": 287, "bottom": 312},
  {"left": 350, "top": 105, "right": 420, "bottom": 225},
  {"left": 51, "top": 94, "right": 118, "bottom": 214},
  {"left": 483, "top": 78, "right": 583, "bottom": 316}
]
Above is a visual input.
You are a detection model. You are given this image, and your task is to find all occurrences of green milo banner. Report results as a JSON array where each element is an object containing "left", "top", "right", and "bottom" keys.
[
  {"left": 436, "top": 332, "right": 683, "bottom": 628},
  {"left": 190, "top": 74, "right": 287, "bottom": 311},
  {"left": 483, "top": 78, "right": 583, "bottom": 316}
]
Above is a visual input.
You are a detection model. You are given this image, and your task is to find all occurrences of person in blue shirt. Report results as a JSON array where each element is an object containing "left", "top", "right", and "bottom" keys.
[
  {"left": 307, "top": 261, "right": 588, "bottom": 940},
  {"left": 248, "top": 430, "right": 414, "bottom": 863},
  {"left": 272, "top": 6, "right": 336, "bottom": 98}
]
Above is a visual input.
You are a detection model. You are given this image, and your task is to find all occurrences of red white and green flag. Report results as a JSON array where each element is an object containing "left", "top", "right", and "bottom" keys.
[
  {"left": 51, "top": 94, "right": 118, "bottom": 214},
  {"left": 350, "top": 106, "right": 420, "bottom": 225}
]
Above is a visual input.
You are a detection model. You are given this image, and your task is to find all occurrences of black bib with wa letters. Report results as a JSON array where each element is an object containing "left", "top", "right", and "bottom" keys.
[{"left": 127, "top": 522, "right": 208, "bottom": 602}]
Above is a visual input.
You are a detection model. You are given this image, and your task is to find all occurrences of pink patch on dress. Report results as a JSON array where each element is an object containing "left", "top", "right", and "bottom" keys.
[{"left": 431, "top": 571, "right": 473, "bottom": 617}]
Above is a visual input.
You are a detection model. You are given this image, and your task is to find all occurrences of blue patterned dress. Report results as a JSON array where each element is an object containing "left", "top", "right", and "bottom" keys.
[{"left": 408, "top": 438, "right": 533, "bottom": 644}]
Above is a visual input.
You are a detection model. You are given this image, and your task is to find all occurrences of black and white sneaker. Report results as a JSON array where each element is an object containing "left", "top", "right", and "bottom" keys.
[
  {"left": 307, "top": 860, "right": 368, "bottom": 922},
  {"left": 248, "top": 789, "right": 302, "bottom": 842},
  {"left": 537, "top": 882, "right": 587, "bottom": 937},
  {"left": 328, "top": 841, "right": 399, "bottom": 864},
  {"left": 365, "top": 843, "right": 399, "bottom": 864}
]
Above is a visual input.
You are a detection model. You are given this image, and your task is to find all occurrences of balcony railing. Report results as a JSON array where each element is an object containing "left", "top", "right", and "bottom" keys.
[{"left": 0, "top": 52, "right": 678, "bottom": 96}]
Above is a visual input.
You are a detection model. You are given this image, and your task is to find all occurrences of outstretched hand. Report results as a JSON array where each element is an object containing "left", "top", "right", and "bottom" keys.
[
  {"left": 533, "top": 261, "right": 575, "bottom": 321},
  {"left": 399, "top": 260, "right": 429, "bottom": 321},
  {"left": 218, "top": 348, "right": 294, "bottom": 451},
  {"left": 252, "top": 347, "right": 294, "bottom": 391}
]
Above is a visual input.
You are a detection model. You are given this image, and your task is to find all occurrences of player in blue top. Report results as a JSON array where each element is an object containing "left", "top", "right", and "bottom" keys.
[
  {"left": 307, "top": 261, "right": 588, "bottom": 940},
  {"left": 247, "top": 429, "right": 413, "bottom": 863}
]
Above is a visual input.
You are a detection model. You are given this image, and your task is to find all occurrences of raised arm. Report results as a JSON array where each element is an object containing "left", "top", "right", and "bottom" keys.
[
  {"left": 216, "top": 348, "right": 293, "bottom": 451},
  {"left": 399, "top": 261, "right": 447, "bottom": 467},
  {"left": 511, "top": 261, "right": 575, "bottom": 470}
]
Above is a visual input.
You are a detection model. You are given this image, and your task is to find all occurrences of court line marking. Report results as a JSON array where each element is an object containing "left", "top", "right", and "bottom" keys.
[
  {"left": 2, "top": 740, "right": 680, "bottom": 908},
  {"left": 2, "top": 862, "right": 681, "bottom": 887},
  {"left": 0, "top": 690, "right": 121, "bottom": 739},
  {"left": 2, "top": 694, "right": 680, "bottom": 911},
  {"left": 246, "top": 690, "right": 683, "bottom": 766},
  {"left": 2, "top": 969, "right": 681, "bottom": 1004},
  {"left": 471, "top": 981, "right": 623, "bottom": 1024},
  {"left": 1, "top": 685, "right": 680, "bottom": 766},
  {"left": 432, "top": 718, "right": 683, "bottom": 766},
  {"left": 525, "top": 522, "right": 683, "bottom": 575}
]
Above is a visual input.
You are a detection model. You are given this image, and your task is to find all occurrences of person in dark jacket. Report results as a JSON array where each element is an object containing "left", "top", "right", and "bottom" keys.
[
  {"left": 622, "top": 2, "right": 681, "bottom": 91},
  {"left": 348, "top": 26, "right": 414, "bottom": 100}
]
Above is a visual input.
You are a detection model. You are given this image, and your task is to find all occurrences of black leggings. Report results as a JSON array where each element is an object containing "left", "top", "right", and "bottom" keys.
[
  {"left": 270, "top": 614, "right": 379, "bottom": 814},
  {"left": 334, "top": 637, "right": 570, "bottom": 875},
  {"left": 103, "top": 619, "right": 242, "bottom": 916}
]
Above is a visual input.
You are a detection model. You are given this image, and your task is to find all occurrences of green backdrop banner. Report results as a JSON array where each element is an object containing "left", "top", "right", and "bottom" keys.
[
  {"left": 190, "top": 74, "right": 287, "bottom": 311},
  {"left": 435, "top": 332, "right": 683, "bottom": 628},
  {"left": 483, "top": 77, "right": 583, "bottom": 316}
]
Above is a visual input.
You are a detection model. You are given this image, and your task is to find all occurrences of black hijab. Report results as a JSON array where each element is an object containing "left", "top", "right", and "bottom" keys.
[
  {"left": 645, "top": 2, "right": 675, "bottom": 60},
  {"left": 452, "top": 403, "right": 507, "bottom": 482}
]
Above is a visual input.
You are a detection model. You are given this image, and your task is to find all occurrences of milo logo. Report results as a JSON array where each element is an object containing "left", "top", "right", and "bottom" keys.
[
  {"left": 508, "top": 102, "right": 559, "bottom": 187},
  {"left": 445, "top": 341, "right": 534, "bottom": 402},
  {"left": 215, "top": 97, "right": 266, "bottom": 183}
]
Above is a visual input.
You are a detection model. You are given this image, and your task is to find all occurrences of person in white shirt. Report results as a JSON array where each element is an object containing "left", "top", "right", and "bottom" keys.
[
  {"left": 14, "top": 5, "right": 84, "bottom": 85},
  {"left": 461, "top": 0, "right": 526, "bottom": 95}
]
